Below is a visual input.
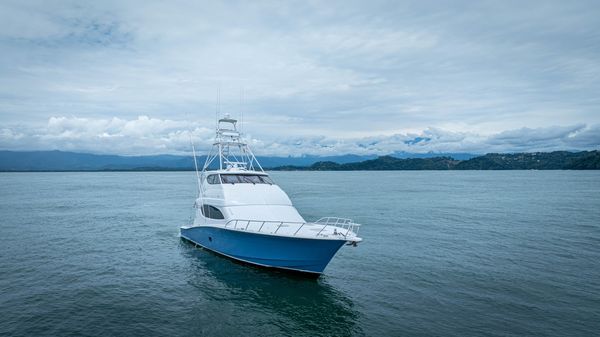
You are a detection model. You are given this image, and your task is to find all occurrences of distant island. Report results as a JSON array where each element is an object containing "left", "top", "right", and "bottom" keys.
[
  {"left": 0, "top": 150, "right": 598, "bottom": 171},
  {"left": 271, "top": 151, "right": 600, "bottom": 170}
]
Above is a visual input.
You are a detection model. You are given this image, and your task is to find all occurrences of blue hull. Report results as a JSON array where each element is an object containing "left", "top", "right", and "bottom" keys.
[{"left": 180, "top": 226, "right": 346, "bottom": 274}]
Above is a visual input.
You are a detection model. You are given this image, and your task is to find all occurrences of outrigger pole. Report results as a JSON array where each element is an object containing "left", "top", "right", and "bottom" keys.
[{"left": 186, "top": 112, "right": 201, "bottom": 195}]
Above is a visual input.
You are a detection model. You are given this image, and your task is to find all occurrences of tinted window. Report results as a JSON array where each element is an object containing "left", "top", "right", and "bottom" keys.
[
  {"left": 207, "top": 174, "right": 220, "bottom": 184},
  {"left": 240, "top": 175, "right": 261, "bottom": 184},
  {"left": 221, "top": 174, "right": 273, "bottom": 184},
  {"left": 221, "top": 175, "right": 240, "bottom": 184},
  {"left": 201, "top": 205, "right": 225, "bottom": 219}
]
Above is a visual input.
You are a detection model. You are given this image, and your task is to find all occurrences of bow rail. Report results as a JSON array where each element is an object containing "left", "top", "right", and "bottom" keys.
[{"left": 222, "top": 218, "right": 361, "bottom": 240}]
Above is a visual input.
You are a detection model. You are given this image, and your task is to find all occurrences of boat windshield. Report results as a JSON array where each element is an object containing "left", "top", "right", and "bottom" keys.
[{"left": 221, "top": 174, "right": 273, "bottom": 184}]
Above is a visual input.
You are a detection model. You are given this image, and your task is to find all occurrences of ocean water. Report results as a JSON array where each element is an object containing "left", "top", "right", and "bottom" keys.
[{"left": 1, "top": 171, "right": 599, "bottom": 336}]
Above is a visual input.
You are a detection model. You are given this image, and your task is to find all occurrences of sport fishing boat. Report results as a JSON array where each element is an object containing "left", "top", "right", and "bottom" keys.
[{"left": 180, "top": 114, "right": 362, "bottom": 275}]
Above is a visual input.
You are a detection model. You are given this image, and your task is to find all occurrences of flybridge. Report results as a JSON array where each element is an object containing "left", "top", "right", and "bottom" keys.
[{"left": 200, "top": 114, "right": 263, "bottom": 172}]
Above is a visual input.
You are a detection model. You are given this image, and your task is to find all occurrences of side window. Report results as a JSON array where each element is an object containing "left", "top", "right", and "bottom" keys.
[
  {"left": 207, "top": 174, "right": 220, "bottom": 184},
  {"left": 201, "top": 205, "right": 225, "bottom": 219}
]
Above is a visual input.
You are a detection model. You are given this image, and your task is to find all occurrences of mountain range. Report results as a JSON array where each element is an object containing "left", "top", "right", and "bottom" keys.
[
  {"left": 0, "top": 150, "right": 473, "bottom": 171},
  {"left": 0, "top": 150, "right": 598, "bottom": 171}
]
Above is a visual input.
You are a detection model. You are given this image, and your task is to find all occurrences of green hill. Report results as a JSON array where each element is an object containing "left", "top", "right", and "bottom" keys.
[
  {"left": 271, "top": 151, "right": 600, "bottom": 170},
  {"left": 454, "top": 151, "right": 600, "bottom": 170}
]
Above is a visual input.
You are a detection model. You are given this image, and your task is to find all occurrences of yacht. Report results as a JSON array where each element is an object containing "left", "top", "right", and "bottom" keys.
[{"left": 180, "top": 115, "right": 362, "bottom": 275}]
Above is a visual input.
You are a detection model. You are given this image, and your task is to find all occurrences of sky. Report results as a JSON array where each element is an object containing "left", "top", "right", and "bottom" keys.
[{"left": 0, "top": 0, "right": 599, "bottom": 156}]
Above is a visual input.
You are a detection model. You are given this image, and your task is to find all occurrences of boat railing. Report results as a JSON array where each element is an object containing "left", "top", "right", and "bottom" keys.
[
  {"left": 314, "top": 217, "right": 361, "bottom": 237},
  {"left": 223, "top": 218, "right": 361, "bottom": 239}
]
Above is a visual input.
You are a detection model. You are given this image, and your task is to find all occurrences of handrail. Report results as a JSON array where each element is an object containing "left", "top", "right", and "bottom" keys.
[
  {"left": 222, "top": 218, "right": 361, "bottom": 239},
  {"left": 314, "top": 217, "right": 354, "bottom": 226},
  {"left": 314, "top": 217, "right": 361, "bottom": 236}
]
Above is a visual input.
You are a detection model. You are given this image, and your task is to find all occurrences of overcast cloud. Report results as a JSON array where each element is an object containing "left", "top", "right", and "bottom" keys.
[{"left": 1, "top": 0, "right": 599, "bottom": 155}]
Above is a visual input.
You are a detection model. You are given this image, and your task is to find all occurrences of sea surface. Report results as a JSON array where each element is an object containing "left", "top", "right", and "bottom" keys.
[{"left": 1, "top": 171, "right": 599, "bottom": 336}]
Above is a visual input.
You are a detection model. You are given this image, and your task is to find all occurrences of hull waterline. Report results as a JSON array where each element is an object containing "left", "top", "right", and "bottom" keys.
[{"left": 180, "top": 226, "right": 347, "bottom": 275}]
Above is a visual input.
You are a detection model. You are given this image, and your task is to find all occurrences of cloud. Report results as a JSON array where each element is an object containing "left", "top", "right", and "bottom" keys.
[
  {"left": 0, "top": 1, "right": 599, "bottom": 147},
  {"left": 1, "top": 116, "right": 598, "bottom": 156},
  {"left": 0, "top": 116, "right": 214, "bottom": 155}
]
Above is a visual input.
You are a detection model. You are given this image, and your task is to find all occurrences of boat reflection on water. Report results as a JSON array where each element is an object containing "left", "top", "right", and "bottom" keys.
[{"left": 180, "top": 240, "right": 362, "bottom": 336}]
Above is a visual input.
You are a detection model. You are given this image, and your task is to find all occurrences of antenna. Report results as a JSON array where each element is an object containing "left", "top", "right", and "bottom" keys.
[
  {"left": 239, "top": 87, "right": 243, "bottom": 135},
  {"left": 215, "top": 86, "right": 220, "bottom": 130},
  {"left": 241, "top": 87, "right": 245, "bottom": 135}
]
